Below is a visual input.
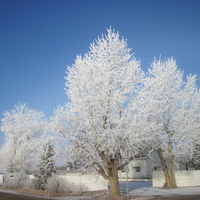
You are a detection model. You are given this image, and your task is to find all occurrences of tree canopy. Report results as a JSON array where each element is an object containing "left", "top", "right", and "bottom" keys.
[
  {"left": 51, "top": 28, "right": 149, "bottom": 198},
  {"left": 0, "top": 104, "right": 46, "bottom": 173}
]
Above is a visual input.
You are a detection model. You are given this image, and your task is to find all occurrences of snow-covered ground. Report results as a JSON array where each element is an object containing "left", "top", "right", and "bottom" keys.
[
  {"left": 120, "top": 181, "right": 200, "bottom": 197},
  {"left": 0, "top": 188, "right": 18, "bottom": 194},
  {"left": 1, "top": 182, "right": 200, "bottom": 199},
  {"left": 51, "top": 181, "right": 200, "bottom": 199}
]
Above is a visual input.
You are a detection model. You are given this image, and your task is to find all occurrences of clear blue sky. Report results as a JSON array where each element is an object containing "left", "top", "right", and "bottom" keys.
[{"left": 0, "top": 0, "right": 200, "bottom": 146}]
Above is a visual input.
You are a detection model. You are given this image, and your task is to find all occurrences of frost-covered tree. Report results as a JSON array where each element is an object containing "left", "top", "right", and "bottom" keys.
[
  {"left": 0, "top": 139, "right": 16, "bottom": 173},
  {"left": 0, "top": 104, "right": 46, "bottom": 173},
  {"left": 51, "top": 28, "right": 148, "bottom": 199},
  {"left": 144, "top": 58, "right": 200, "bottom": 188},
  {"left": 35, "top": 140, "right": 56, "bottom": 190},
  {"left": 192, "top": 141, "right": 200, "bottom": 170}
]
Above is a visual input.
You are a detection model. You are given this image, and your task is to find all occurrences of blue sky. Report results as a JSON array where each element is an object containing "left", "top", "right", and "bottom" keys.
[{"left": 0, "top": 0, "right": 200, "bottom": 146}]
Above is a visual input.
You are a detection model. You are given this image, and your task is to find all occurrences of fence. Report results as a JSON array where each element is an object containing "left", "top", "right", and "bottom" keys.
[
  {"left": 1, "top": 172, "right": 108, "bottom": 191},
  {"left": 58, "top": 172, "right": 108, "bottom": 191},
  {"left": 152, "top": 170, "right": 200, "bottom": 187}
]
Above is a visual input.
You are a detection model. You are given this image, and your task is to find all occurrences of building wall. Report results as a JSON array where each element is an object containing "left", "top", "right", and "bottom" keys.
[
  {"left": 129, "top": 159, "right": 148, "bottom": 179},
  {"left": 145, "top": 151, "right": 162, "bottom": 177},
  {"left": 0, "top": 174, "right": 4, "bottom": 184},
  {"left": 118, "top": 150, "right": 162, "bottom": 180}
]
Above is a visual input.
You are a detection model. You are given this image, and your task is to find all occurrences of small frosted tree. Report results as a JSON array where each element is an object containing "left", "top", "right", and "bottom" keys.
[
  {"left": 192, "top": 141, "right": 200, "bottom": 170},
  {"left": 144, "top": 58, "right": 200, "bottom": 188},
  {"left": 0, "top": 104, "right": 46, "bottom": 173},
  {"left": 51, "top": 28, "right": 148, "bottom": 199},
  {"left": 0, "top": 139, "right": 16, "bottom": 173},
  {"left": 35, "top": 140, "right": 56, "bottom": 190}
]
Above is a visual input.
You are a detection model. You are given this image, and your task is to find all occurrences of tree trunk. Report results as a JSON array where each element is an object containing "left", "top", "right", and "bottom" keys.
[
  {"left": 97, "top": 154, "right": 121, "bottom": 199},
  {"left": 106, "top": 159, "right": 121, "bottom": 199},
  {"left": 156, "top": 122, "right": 177, "bottom": 189},
  {"left": 167, "top": 133, "right": 177, "bottom": 188},
  {"left": 157, "top": 148, "right": 177, "bottom": 189},
  {"left": 109, "top": 174, "right": 121, "bottom": 199}
]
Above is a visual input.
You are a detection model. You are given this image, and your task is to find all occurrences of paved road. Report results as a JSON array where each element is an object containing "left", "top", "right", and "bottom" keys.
[
  {"left": 1, "top": 192, "right": 200, "bottom": 200},
  {"left": 0, "top": 192, "right": 52, "bottom": 200},
  {"left": 150, "top": 195, "right": 200, "bottom": 200}
]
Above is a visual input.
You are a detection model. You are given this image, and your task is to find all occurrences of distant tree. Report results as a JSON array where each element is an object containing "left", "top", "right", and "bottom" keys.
[
  {"left": 192, "top": 141, "right": 200, "bottom": 170},
  {"left": 144, "top": 58, "right": 200, "bottom": 188},
  {"left": 0, "top": 104, "right": 46, "bottom": 173},
  {"left": 35, "top": 140, "right": 56, "bottom": 190},
  {"left": 0, "top": 139, "right": 16, "bottom": 173},
  {"left": 51, "top": 28, "right": 148, "bottom": 199}
]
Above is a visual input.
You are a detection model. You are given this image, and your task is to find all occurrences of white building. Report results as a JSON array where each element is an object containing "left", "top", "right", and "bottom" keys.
[
  {"left": 0, "top": 173, "right": 4, "bottom": 184},
  {"left": 118, "top": 150, "right": 186, "bottom": 180}
]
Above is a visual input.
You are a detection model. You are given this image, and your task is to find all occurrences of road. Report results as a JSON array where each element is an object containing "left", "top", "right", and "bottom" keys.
[
  {"left": 1, "top": 192, "right": 200, "bottom": 200},
  {"left": 150, "top": 195, "right": 200, "bottom": 200},
  {"left": 0, "top": 192, "right": 52, "bottom": 200}
]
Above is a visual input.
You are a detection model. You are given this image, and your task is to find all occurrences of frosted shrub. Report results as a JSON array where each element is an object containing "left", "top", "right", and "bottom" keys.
[
  {"left": 45, "top": 176, "right": 71, "bottom": 193},
  {"left": 71, "top": 183, "right": 86, "bottom": 195},
  {"left": 3, "top": 172, "right": 30, "bottom": 189},
  {"left": 45, "top": 175, "right": 86, "bottom": 195}
]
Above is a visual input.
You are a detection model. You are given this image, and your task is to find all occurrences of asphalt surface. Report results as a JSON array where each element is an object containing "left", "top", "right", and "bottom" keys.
[
  {"left": 150, "top": 195, "right": 200, "bottom": 200},
  {"left": 1, "top": 192, "right": 200, "bottom": 200},
  {"left": 0, "top": 192, "right": 52, "bottom": 200}
]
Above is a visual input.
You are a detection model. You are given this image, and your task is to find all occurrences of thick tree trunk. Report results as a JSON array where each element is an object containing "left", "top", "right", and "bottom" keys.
[
  {"left": 106, "top": 159, "right": 121, "bottom": 199},
  {"left": 97, "top": 153, "right": 121, "bottom": 199},
  {"left": 167, "top": 133, "right": 177, "bottom": 188},
  {"left": 157, "top": 148, "right": 177, "bottom": 189},
  {"left": 157, "top": 148, "right": 170, "bottom": 187},
  {"left": 156, "top": 122, "right": 177, "bottom": 189},
  {"left": 109, "top": 173, "right": 121, "bottom": 199}
]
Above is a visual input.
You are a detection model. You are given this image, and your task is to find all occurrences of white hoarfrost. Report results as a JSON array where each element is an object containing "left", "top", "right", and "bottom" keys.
[
  {"left": 143, "top": 57, "right": 200, "bottom": 188},
  {"left": 51, "top": 29, "right": 200, "bottom": 195},
  {"left": 192, "top": 141, "right": 200, "bottom": 169},
  {"left": 0, "top": 103, "right": 47, "bottom": 173},
  {"left": 34, "top": 140, "right": 56, "bottom": 190},
  {"left": 0, "top": 28, "right": 199, "bottom": 198},
  {"left": 51, "top": 28, "right": 148, "bottom": 198},
  {"left": 147, "top": 57, "right": 200, "bottom": 161}
]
